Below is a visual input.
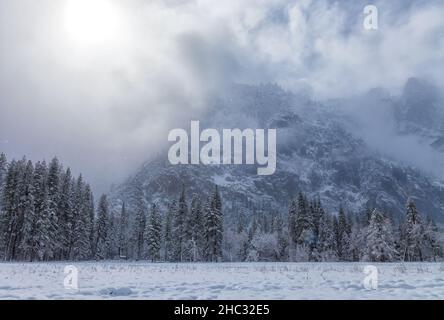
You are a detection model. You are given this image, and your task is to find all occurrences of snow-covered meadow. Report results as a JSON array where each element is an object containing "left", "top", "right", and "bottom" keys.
[{"left": 0, "top": 262, "right": 443, "bottom": 299}]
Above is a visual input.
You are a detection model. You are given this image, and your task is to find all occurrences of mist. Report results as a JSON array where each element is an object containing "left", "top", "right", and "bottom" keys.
[{"left": 1, "top": 0, "right": 444, "bottom": 193}]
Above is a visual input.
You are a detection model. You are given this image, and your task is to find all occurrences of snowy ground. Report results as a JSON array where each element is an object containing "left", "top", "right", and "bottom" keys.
[{"left": 0, "top": 262, "right": 443, "bottom": 299}]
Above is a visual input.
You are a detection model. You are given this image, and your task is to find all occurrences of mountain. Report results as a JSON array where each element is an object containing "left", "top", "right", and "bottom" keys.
[
  {"left": 110, "top": 82, "right": 444, "bottom": 222},
  {"left": 395, "top": 78, "right": 444, "bottom": 149}
]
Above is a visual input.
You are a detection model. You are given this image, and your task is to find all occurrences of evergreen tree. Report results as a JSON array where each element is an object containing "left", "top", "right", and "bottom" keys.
[
  {"left": 1, "top": 160, "right": 20, "bottom": 260},
  {"left": 163, "top": 200, "right": 175, "bottom": 261},
  {"left": 106, "top": 207, "right": 118, "bottom": 259},
  {"left": 172, "top": 185, "right": 188, "bottom": 262},
  {"left": 8, "top": 159, "right": 29, "bottom": 260},
  {"left": 288, "top": 192, "right": 315, "bottom": 260},
  {"left": 273, "top": 213, "right": 288, "bottom": 261},
  {"left": 18, "top": 160, "right": 35, "bottom": 261},
  {"left": 336, "top": 206, "right": 349, "bottom": 259},
  {"left": 187, "top": 195, "right": 204, "bottom": 261},
  {"left": 401, "top": 199, "right": 426, "bottom": 261},
  {"left": 118, "top": 202, "right": 129, "bottom": 258},
  {"left": 146, "top": 203, "right": 162, "bottom": 261},
  {"left": 46, "top": 157, "right": 61, "bottom": 259},
  {"left": 72, "top": 176, "right": 92, "bottom": 260},
  {"left": 133, "top": 191, "right": 146, "bottom": 260},
  {"left": 364, "top": 209, "right": 396, "bottom": 262},
  {"left": 203, "top": 185, "right": 223, "bottom": 262},
  {"left": 288, "top": 199, "right": 297, "bottom": 248},
  {"left": 0, "top": 153, "right": 7, "bottom": 203},
  {"left": 95, "top": 194, "right": 109, "bottom": 260},
  {"left": 0, "top": 155, "right": 95, "bottom": 262},
  {"left": 83, "top": 184, "right": 95, "bottom": 259},
  {"left": 57, "top": 168, "right": 73, "bottom": 259},
  {"left": 317, "top": 210, "right": 338, "bottom": 261},
  {"left": 424, "top": 217, "right": 442, "bottom": 261},
  {"left": 32, "top": 161, "right": 51, "bottom": 261}
]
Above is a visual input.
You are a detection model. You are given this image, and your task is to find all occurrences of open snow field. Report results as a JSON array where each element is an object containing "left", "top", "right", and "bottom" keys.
[{"left": 0, "top": 262, "right": 443, "bottom": 299}]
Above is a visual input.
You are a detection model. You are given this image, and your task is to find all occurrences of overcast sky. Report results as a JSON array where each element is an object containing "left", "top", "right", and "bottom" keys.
[{"left": 1, "top": 0, "right": 444, "bottom": 193}]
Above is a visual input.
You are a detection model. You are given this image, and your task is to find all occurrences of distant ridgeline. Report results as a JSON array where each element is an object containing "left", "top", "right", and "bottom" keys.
[{"left": 0, "top": 152, "right": 442, "bottom": 262}]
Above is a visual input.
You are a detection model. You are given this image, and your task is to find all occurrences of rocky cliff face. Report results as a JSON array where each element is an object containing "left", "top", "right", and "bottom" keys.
[{"left": 111, "top": 81, "right": 444, "bottom": 222}]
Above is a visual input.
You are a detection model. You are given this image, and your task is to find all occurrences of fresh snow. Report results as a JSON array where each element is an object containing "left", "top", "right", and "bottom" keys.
[{"left": 0, "top": 262, "right": 443, "bottom": 300}]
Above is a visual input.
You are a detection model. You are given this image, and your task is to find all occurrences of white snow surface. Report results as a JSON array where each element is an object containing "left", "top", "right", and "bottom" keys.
[{"left": 0, "top": 262, "right": 443, "bottom": 300}]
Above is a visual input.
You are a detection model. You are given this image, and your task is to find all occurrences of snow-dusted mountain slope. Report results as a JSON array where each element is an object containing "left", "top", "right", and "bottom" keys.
[{"left": 111, "top": 82, "right": 444, "bottom": 221}]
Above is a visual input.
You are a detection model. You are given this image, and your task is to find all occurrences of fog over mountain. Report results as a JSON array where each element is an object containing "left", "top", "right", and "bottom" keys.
[{"left": 1, "top": 0, "right": 444, "bottom": 194}]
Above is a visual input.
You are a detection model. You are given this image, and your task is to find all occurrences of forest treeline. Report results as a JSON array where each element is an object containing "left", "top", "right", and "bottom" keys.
[{"left": 0, "top": 153, "right": 442, "bottom": 262}]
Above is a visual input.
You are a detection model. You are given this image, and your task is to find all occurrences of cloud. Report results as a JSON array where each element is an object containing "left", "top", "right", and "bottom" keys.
[{"left": 0, "top": 0, "right": 443, "bottom": 192}]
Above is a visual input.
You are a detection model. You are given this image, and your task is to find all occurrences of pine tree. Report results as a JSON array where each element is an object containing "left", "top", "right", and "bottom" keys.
[
  {"left": 18, "top": 160, "right": 36, "bottom": 261},
  {"left": 288, "top": 192, "right": 315, "bottom": 261},
  {"left": 163, "top": 200, "right": 175, "bottom": 261},
  {"left": 295, "top": 193, "right": 313, "bottom": 246},
  {"left": 0, "top": 153, "right": 7, "bottom": 203},
  {"left": 146, "top": 203, "right": 162, "bottom": 261},
  {"left": 32, "top": 161, "right": 51, "bottom": 261},
  {"left": 364, "top": 209, "right": 396, "bottom": 262},
  {"left": 83, "top": 184, "right": 95, "bottom": 259},
  {"left": 317, "top": 210, "right": 338, "bottom": 261},
  {"left": 57, "top": 168, "right": 73, "bottom": 260},
  {"left": 424, "top": 217, "right": 442, "bottom": 261},
  {"left": 106, "top": 207, "right": 118, "bottom": 259},
  {"left": 1, "top": 160, "right": 20, "bottom": 260},
  {"left": 203, "top": 185, "right": 223, "bottom": 262},
  {"left": 186, "top": 195, "right": 204, "bottom": 261},
  {"left": 0, "top": 155, "right": 95, "bottom": 262},
  {"left": 288, "top": 199, "right": 297, "bottom": 248},
  {"left": 10, "top": 159, "right": 29, "bottom": 260},
  {"left": 46, "top": 157, "right": 61, "bottom": 259},
  {"left": 118, "top": 202, "right": 129, "bottom": 259},
  {"left": 172, "top": 185, "right": 188, "bottom": 262},
  {"left": 273, "top": 213, "right": 288, "bottom": 261},
  {"left": 401, "top": 199, "right": 426, "bottom": 261},
  {"left": 133, "top": 191, "right": 146, "bottom": 260},
  {"left": 72, "top": 176, "right": 92, "bottom": 260},
  {"left": 236, "top": 209, "right": 246, "bottom": 234},
  {"left": 95, "top": 194, "right": 109, "bottom": 260},
  {"left": 336, "top": 206, "right": 349, "bottom": 259},
  {"left": 349, "top": 225, "right": 365, "bottom": 261}
]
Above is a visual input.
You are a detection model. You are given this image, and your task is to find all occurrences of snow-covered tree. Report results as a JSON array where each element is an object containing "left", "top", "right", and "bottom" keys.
[
  {"left": 95, "top": 194, "right": 109, "bottom": 260},
  {"left": 56, "top": 168, "right": 73, "bottom": 260},
  {"left": 423, "top": 217, "right": 442, "bottom": 261},
  {"left": 401, "top": 199, "right": 426, "bottom": 261},
  {"left": 317, "top": 210, "right": 338, "bottom": 261},
  {"left": 0, "top": 154, "right": 95, "bottom": 262},
  {"left": 118, "top": 203, "right": 129, "bottom": 259},
  {"left": 132, "top": 191, "right": 146, "bottom": 260},
  {"left": 273, "top": 213, "right": 288, "bottom": 261},
  {"left": 172, "top": 186, "right": 188, "bottom": 262},
  {"left": 46, "top": 157, "right": 61, "bottom": 259},
  {"left": 249, "top": 232, "right": 279, "bottom": 261},
  {"left": 288, "top": 193, "right": 315, "bottom": 261},
  {"left": 203, "top": 185, "right": 223, "bottom": 262},
  {"left": 83, "top": 184, "right": 95, "bottom": 259},
  {"left": 0, "top": 153, "right": 7, "bottom": 202},
  {"left": 364, "top": 209, "right": 396, "bottom": 262},
  {"left": 184, "top": 195, "right": 205, "bottom": 261},
  {"left": 163, "top": 200, "right": 175, "bottom": 261},
  {"left": 146, "top": 203, "right": 162, "bottom": 261},
  {"left": 106, "top": 207, "right": 119, "bottom": 260},
  {"left": 18, "top": 160, "right": 35, "bottom": 261},
  {"left": 72, "top": 176, "right": 94, "bottom": 260},
  {"left": 32, "top": 161, "right": 51, "bottom": 261},
  {"left": 336, "top": 206, "right": 350, "bottom": 260}
]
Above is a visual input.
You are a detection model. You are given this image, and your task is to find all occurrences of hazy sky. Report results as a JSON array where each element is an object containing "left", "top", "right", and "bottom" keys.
[{"left": 1, "top": 0, "right": 444, "bottom": 193}]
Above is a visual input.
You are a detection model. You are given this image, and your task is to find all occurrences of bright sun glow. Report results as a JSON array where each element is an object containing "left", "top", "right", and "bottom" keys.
[{"left": 63, "top": 0, "right": 124, "bottom": 47}]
